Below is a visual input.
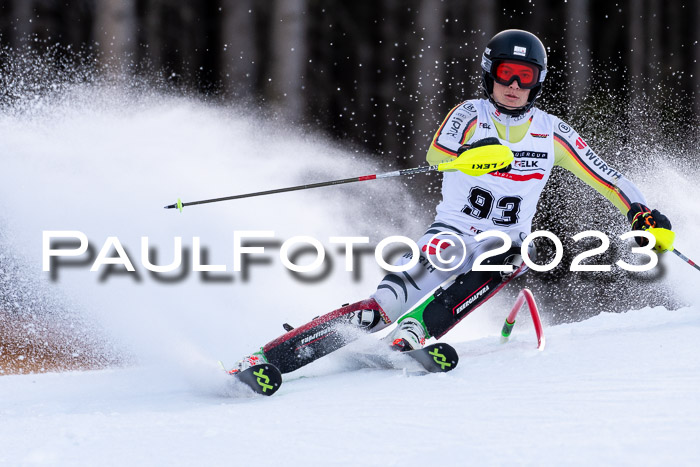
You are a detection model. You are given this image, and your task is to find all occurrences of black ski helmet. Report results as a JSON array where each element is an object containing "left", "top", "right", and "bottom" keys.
[{"left": 481, "top": 29, "right": 548, "bottom": 116}]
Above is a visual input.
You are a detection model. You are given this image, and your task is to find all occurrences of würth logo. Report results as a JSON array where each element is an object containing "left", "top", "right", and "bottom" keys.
[{"left": 576, "top": 137, "right": 587, "bottom": 150}]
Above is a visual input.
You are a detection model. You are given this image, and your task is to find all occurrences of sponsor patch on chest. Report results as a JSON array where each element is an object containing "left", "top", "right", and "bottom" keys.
[{"left": 513, "top": 151, "right": 548, "bottom": 159}]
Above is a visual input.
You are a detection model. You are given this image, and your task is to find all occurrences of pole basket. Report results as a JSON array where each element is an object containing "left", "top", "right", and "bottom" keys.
[{"left": 500, "top": 288, "right": 545, "bottom": 351}]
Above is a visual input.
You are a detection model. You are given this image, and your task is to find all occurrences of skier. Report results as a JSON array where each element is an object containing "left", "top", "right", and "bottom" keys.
[{"left": 231, "top": 29, "right": 673, "bottom": 375}]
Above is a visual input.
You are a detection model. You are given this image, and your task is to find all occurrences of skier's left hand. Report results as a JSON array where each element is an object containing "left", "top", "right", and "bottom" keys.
[{"left": 628, "top": 203, "right": 673, "bottom": 247}]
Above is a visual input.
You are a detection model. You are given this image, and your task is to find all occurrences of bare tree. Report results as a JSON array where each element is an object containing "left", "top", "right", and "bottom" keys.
[
  {"left": 468, "top": 0, "right": 496, "bottom": 85},
  {"left": 93, "top": 0, "right": 137, "bottom": 69},
  {"left": 694, "top": 2, "right": 700, "bottom": 117},
  {"left": 9, "top": 0, "right": 34, "bottom": 49},
  {"left": 565, "top": 0, "right": 591, "bottom": 102},
  {"left": 142, "top": 0, "right": 164, "bottom": 73},
  {"left": 175, "top": 2, "right": 199, "bottom": 83},
  {"left": 268, "top": 0, "right": 307, "bottom": 121},
  {"left": 646, "top": 0, "right": 662, "bottom": 92},
  {"left": 379, "top": 0, "right": 402, "bottom": 158},
  {"left": 408, "top": 0, "right": 446, "bottom": 162},
  {"left": 666, "top": 1, "right": 683, "bottom": 77},
  {"left": 626, "top": 0, "right": 645, "bottom": 97},
  {"left": 221, "top": 0, "right": 258, "bottom": 99}
]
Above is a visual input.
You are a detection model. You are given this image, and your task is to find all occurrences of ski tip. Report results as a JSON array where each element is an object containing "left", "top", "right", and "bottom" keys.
[
  {"left": 405, "top": 342, "right": 459, "bottom": 373},
  {"left": 232, "top": 363, "right": 283, "bottom": 397},
  {"left": 429, "top": 343, "right": 459, "bottom": 372}
]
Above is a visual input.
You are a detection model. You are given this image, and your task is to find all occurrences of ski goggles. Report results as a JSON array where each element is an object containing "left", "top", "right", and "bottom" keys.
[{"left": 492, "top": 60, "right": 541, "bottom": 89}]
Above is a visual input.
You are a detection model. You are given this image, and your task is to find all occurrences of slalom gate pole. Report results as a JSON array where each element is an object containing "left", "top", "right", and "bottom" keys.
[
  {"left": 163, "top": 165, "right": 438, "bottom": 211},
  {"left": 671, "top": 248, "right": 700, "bottom": 272},
  {"left": 500, "top": 288, "right": 545, "bottom": 351}
]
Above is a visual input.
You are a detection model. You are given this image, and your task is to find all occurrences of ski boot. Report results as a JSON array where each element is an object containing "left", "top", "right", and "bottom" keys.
[
  {"left": 387, "top": 317, "right": 427, "bottom": 352},
  {"left": 227, "top": 349, "right": 268, "bottom": 375}
]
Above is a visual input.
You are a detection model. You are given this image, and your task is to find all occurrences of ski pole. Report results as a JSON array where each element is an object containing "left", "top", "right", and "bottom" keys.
[
  {"left": 648, "top": 228, "right": 699, "bottom": 272},
  {"left": 671, "top": 248, "right": 700, "bottom": 272},
  {"left": 164, "top": 165, "right": 438, "bottom": 211},
  {"left": 164, "top": 144, "right": 514, "bottom": 211}
]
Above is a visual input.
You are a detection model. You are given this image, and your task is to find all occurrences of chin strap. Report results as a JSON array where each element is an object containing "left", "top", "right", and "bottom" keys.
[{"left": 488, "top": 95, "right": 529, "bottom": 117}]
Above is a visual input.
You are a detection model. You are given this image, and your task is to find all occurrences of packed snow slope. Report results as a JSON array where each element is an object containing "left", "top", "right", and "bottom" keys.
[{"left": 1, "top": 305, "right": 699, "bottom": 466}]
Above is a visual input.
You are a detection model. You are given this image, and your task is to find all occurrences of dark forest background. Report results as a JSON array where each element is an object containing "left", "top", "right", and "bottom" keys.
[{"left": 0, "top": 0, "right": 698, "bottom": 166}]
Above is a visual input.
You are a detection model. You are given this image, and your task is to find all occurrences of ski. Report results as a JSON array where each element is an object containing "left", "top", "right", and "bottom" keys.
[
  {"left": 226, "top": 363, "right": 283, "bottom": 396},
  {"left": 406, "top": 342, "right": 459, "bottom": 373},
  {"left": 220, "top": 341, "right": 456, "bottom": 398},
  {"left": 351, "top": 342, "right": 459, "bottom": 374}
]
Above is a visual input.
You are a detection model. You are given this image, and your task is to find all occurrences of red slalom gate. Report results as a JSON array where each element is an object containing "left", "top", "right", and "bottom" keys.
[{"left": 500, "top": 288, "right": 545, "bottom": 350}]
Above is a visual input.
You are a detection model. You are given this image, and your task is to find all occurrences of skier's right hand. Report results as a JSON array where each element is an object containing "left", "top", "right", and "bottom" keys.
[
  {"left": 628, "top": 203, "right": 673, "bottom": 248},
  {"left": 457, "top": 137, "right": 501, "bottom": 153},
  {"left": 458, "top": 138, "right": 511, "bottom": 173}
]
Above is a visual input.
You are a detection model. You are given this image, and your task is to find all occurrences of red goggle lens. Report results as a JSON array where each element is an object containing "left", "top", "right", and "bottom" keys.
[{"left": 493, "top": 61, "right": 539, "bottom": 89}]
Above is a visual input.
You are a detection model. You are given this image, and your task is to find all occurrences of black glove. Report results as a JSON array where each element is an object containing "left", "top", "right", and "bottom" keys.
[
  {"left": 627, "top": 202, "right": 672, "bottom": 246},
  {"left": 458, "top": 137, "right": 500, "bottom": 153},
  {"left": 458, "top": 137, "right": 511, "bottom": 173}
]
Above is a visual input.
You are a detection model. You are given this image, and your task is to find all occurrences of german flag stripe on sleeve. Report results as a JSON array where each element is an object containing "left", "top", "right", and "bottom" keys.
[
  {"left": 432, "top": 115, "right": 477, "bottom": 156},
  {"left": 554, "top": 133, "right": 632, "bottom": 209}
]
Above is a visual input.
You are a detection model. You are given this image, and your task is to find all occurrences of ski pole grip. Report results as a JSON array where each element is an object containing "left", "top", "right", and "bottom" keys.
[{"left": 647, "top": 227, "right": 675, "bottom": 252}]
